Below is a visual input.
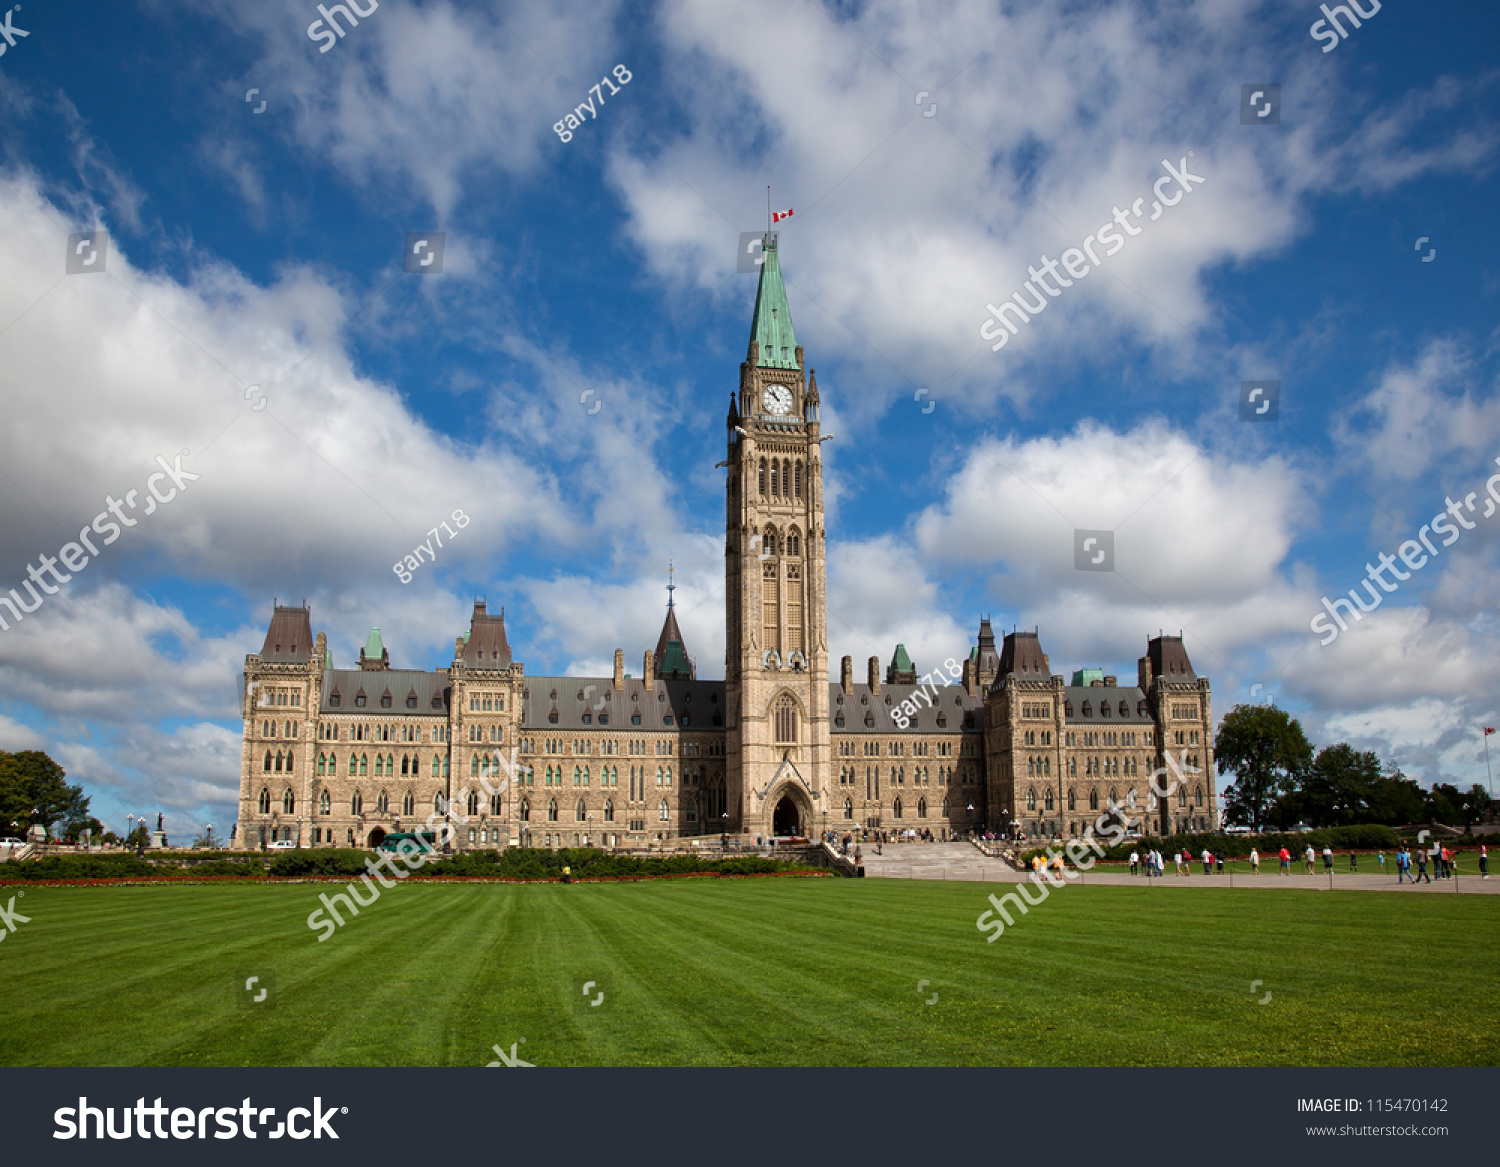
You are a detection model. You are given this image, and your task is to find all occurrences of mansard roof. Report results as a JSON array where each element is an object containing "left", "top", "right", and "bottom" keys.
[
  {"left": 832, "top": 684, "right": 983, "bottom": 735},
  {"left": 462, "top": 601, "right": 512, "bottom": 670},
  {"left": 1063, "top": 686, "right": 1152, "bottom": 723},
  {"left": 320, "top": 669, "right": 450, "bottom": 713},
  {"left": 521, "top": 677, "right": 725, "bottom": 731},
  {"left": 1147, "top": 634, "right": 1196, "bottom": 681},
  {"left": 994, "top": 629, "right": 1050, "bottom": 684},
  {"left": 258, "top": 603, "right": 314, "bottom": 663}
]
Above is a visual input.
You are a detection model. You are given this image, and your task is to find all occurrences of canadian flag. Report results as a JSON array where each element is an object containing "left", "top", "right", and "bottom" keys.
[
  {"left": 1487, "top": 727, "right": 1496, "bottom": 736},
  {"left": 772, "top": 207, "right": 794, "bottom": 223}
]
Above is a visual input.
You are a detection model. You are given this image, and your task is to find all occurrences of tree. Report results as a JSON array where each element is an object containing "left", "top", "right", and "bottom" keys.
[
  {"left": 1215, "top": 705, "right": 1314, "bottom": 830},
  {"left": 1298, "top": 743, "right": 1383, "bottom": 827},
  {"left": 0, "top": 750, "right": 87, "bottom": 839},
  {"left": 1366, "top": 771, "right": 1428, "bottom": 826},
  {"left": 194, "top": 826, "right": 221, "bottom": 849}
]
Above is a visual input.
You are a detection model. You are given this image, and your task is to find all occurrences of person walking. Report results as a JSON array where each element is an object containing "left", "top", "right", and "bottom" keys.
[
  {"left": 1201, "top": 848, "right": 1212, "bottom": 875},
  {"left": 1129, "top": 849, "right": 1139, "bottom": 876},
  {"left": 1440, "top": 846, "right": 1452, "bottom": 880},
  {"left": 1480, "top": 844, "right": 1489, "bottom": 879},
  {"left": 1278, "top": 846, "right": 1290, "bottom": 875},
  {"left": 1397, "top": 847, "right": 1410, "bottom": 883},
  {"left": 1216, "top": 852, "right": 1224, "bottom": 874},
  {"left": 1415, "top": 849, "right": 1431, "bottom": 883},
  {"left": 1322, "top": 845, "right": 1334, "bottom": 873},
  {"left": 1250, "top": 847, "right": 1260, "bottom": 875},
  {"left": 1305, "top": 845, "right": 1316, "bottom": 874},
  {"left": 1378, "top": 850, "right": 1385, "bottom": 873},
  {"left": 1348, "top": 851, "right": 1357, "bottom": 872}
]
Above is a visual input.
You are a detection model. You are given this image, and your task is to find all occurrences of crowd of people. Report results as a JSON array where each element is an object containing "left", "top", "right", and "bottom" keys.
[{"left": 1119, "top": 842, "right": 1490, "bottom": 881}]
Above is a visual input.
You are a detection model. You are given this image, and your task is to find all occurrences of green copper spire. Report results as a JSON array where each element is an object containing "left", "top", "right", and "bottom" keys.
[
  {"left": 364, "top": 627, "right": 384, "bottom": 658},
  {"left": 749, "top": 235, "right": 798, "bottom": 370}
]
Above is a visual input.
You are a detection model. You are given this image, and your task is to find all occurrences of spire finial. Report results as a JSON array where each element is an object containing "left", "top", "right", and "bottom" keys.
[{"left": 666, "top": 560, "right": 676, "bottom": 610}]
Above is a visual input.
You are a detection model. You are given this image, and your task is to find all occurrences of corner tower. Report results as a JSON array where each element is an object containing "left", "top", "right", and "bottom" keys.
[{"left": 725, "top": 234, "right": 832, "bottom": 838}]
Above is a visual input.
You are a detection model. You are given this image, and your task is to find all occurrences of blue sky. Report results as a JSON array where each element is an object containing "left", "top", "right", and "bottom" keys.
[{"left": 1, "top": 0, "right": 1498, "bottom": 838}]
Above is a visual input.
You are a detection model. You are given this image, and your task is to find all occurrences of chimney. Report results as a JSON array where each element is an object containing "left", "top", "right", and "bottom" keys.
[
  {"left": 868, "top": 655, "right": 881, "bottom": 695},
  {"left": 840, "top": 655, "right": 853, "bottom": 695},
  {"left": 1138, "top": 654, "right": 1153, "bottom": 692},
  {"left": 643, "top": 651, "right": 654, "bottom": 690},
  {"left": 454, "top": 636, "right": 465, "bottom": 661},
  {"left": 962, "top": 655, "right": 976, "bottom": 699},
  {"left": 1103, "top": 675, "right": 1117, "bottom": 687},
  {"left": 613, "top": 649, "right": 625, "bottom": 690},
  {"left": 315, "top": 631, "right": 327, "bottom": 664}
]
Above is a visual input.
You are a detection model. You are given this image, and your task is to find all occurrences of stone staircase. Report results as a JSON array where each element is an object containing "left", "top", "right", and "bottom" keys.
[{"left": 854, "top": 841, "right": 1022, "bottom": 882}]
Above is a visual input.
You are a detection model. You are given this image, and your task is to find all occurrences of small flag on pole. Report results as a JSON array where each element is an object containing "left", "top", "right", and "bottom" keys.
[
  {"left": 772, "top": 207, "right": 794, "bottom": 223},
  {"left": 1487, "top": 727, "right": 1496, "bottom": 735}
]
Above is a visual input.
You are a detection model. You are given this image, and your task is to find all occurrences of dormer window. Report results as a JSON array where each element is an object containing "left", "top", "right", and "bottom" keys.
[
  {"left": 380, "top": 693, "right": 392, "bottom": 708},
  {"left": 406, "top": 693, "right": 418, "bottom": 709},
  {"left": 330, "top": 692, "right": 341, "bottom": 707},
  {"left": 355, "top": 693, "right": 367, "bottom": 708},
  {"left": 1081, "top": 700, "right": 1092, "bottom": 717}
]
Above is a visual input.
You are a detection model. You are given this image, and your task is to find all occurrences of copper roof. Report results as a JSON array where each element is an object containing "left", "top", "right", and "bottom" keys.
[{"left": 259, "top": 605, "right": 314, "bottom": 663}]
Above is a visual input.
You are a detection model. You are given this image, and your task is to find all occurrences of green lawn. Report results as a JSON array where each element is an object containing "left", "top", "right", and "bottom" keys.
[{"left": 1, "top": 879, "right": 1495, "bottom": 1066}]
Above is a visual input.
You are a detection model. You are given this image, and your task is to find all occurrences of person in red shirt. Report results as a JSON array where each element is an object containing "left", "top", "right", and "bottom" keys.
[{"left": 1278, "top": 846, "right": 1291, "bottom": 875}]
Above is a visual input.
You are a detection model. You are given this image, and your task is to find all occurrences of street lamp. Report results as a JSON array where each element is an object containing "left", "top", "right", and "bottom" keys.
[{"left": 721, "top": 811, "right": 729, "bottom": 852}]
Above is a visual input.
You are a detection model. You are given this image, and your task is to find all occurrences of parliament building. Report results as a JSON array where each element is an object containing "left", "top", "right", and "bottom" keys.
[{"left": 235, "top": 238, "right": 1217, "bottom": 850}]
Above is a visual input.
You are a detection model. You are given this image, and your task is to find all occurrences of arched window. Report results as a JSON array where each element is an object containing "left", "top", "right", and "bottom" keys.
[
  {"left": 547, "top": 799, "right": 558, "bottom": 822},
  {"left": 893, "top": 797, "right": 904, "bottom": 819},
  {"left": 375, "top": 754, "right": 384, "bottom": 777},
  {"left": 843, "top": 797, "right": 853, "bottom": 819},
  {"left": 1194, "top": 785, "right": 1204, "bottom": 807},
  {"left": 758, "top": 458, "right": 766, "bottom": 496},
  {"left": 317, "top": 754, "right": 326, "bottom": 776},
  {"left": 1089, "top": 788, "right": 1099, "bottom": 810},
  {"left": 764, "top": 524, "right": 777, "bottom": 557},
  {"left": 604, "top": 799, "right": 614, "bottom": 822},
  {"left": 351, "top": 791, "right": 363, "bottom": 815},
  {"left": 431, "top": 755, "right": 440, "bottom": 777},
  {"left": 283, "top": 789, "right": 295, "bottom": 813},
  {"left": 941, "top": 796, "right": 950, "bottom": 817},
  {"left": 319, "top": 789, "right": 331, "bottom": 815},
  {"left": 403, "top": 791, "right": 415, "bottom": 816},
  {"left": 659, "top": 798, "right": 670, "bottom": 822},
  {"left": 490, "top": 792, "right": 502, "bottom": 815},
  {"left": 263, "top": 750, "right": 272, "bottom": 772},
  {"left": 258, "top": 787, "right": 270, "bottom": 813},
  {"left": 918, "top": 797, "right": 927, "bottom": 819},
  {"left": 520, "top": 798, "right": 530, "bottom": 822},
  {"left": 1044, "top": 789, "right": 1055, "bottom": 811},
  {"left": 359, "top": 754, "right": 367, "bottom": 776},
  {"left": 1177, "top": 786, "right": 1187, "bottom": 807},
  {"left": 1026, "top": 787, "right": 1037, "bottom": 811},
  {"left": 794, "top": 461, "right": 802, "bottom": 498},
  {"left": 774, "top": 695, "right": 797, "bottom": 743},
  {"left": 576, "top": 799, "right": 587, "bottom": 822},
  {"left": 376, "top": 790, "right": 389, "bottom": 814},
  {"left": 471, "top": 755, "right": 480, "bottom": 777},
  {"left": 781, "top": 460, "right": 790, "bottom": 498},
  {"left": 1067, "top": 789, "right": 1075, "bottom": 811},
  {"left": 770, "top": 461, "right": 779, "bottom": 496}
]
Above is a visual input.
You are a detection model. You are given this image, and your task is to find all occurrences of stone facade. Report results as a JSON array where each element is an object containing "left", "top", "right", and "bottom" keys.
[{"left": 234, "top": 236, "right": 1216, "bottom": 850}]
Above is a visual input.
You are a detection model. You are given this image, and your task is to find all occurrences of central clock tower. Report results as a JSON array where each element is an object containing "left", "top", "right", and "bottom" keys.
[{"left": 724, "top": 234, "right": 832, "bottom": 839}]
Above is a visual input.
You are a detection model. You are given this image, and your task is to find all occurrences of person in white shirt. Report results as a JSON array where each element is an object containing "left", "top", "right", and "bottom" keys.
[
  {"left": 1129, "top": 850, "right": 1139, "bottom": 875},
  {"left": 1201, "top": 848, "right": 1212, "bottom": 874},
  {"left": 1250, "top": 848, "right": 1260, "bottom": 874},
  {"left": 1305, "top": 845, "right": 1316, "bottom": 873}
]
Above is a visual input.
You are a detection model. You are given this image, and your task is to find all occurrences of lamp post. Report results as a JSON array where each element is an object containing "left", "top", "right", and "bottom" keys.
[
  {"left": 721, "top": 811, "right": 729, "bottom": 852},
  {"left": 126, "top": 814, "right": 135, "bottom": 851}
]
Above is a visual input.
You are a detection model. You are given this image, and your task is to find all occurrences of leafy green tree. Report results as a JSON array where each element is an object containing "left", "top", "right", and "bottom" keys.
[
  {"left": 1215, "top": 705, "right": 1314, "bottom": 830},
  {"left": 0, "top": 750, "right": 91, "bottom": 839},
  {"left": 1366, "top": 771, "right": 1428, "bottom": 826},
  {"left": 194, "top": 826, "right": 221, "bottom": 849},
  {"left": 1298, "top": 743, "right": 1383, "bottom": 827}
]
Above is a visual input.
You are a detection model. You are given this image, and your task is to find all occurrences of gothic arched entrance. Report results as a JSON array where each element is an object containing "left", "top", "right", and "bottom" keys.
[
  {"left": 772, "top": 794, "right": 802, "bottom": 837},
  {"left": 367, "top": 827, "right": 387, "bottom": 848}
]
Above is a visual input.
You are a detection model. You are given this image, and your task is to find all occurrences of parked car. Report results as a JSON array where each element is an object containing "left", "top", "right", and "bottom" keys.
[
  {"left": 268, "top": 840, "right": 298, "bottom": 850},
  {"left": 0, "top": 837, "right": 26, "bottom": 850}
]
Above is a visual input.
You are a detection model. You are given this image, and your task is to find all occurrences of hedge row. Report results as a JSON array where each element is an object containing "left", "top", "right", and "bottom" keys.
[
  {"left": 1020, "top": 824, "right": 1404, "bottom": 866},
  {"left": 3, "top": 847, "right": 810, "bottom": 882}
]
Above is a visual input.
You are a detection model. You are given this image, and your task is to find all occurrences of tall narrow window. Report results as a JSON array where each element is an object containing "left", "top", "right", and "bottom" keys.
[
  {"left": 774, "top": 695, "right": 797, "bottom": 743},
  {"left": 758, "top": 458, "right": 766, "bottom": 496},
  {"left": 258, "top": 788, "right": 270, "bottom": 813},
  {"left": 795, "top": 461, "right": 802, "bottom": 498},
  {"left": 770, "top": 461, "right": 778, "bottom": 496}
]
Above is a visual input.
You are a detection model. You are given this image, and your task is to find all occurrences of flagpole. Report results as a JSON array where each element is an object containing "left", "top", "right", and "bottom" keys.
[
  {"left": 767, "top": 186, "right": 771, "bottom": 237},
  {"left": 1485, "top": 729, "right": 1494, "bottom": 803}
]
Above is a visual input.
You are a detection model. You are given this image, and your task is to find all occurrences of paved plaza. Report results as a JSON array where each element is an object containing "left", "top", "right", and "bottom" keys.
[{"left": 854, "top": 842, "right": 1500, "bottom": 894}]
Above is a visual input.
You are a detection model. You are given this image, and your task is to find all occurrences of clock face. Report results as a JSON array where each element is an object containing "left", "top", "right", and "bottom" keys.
[{"left": 763, "top": 384, "right": 793, "bottom": 415}]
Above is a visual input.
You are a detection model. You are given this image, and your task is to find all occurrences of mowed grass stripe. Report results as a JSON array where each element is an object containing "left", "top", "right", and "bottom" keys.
[{"left": 1, "top": 881, "right": 1495, "bottom": 1066}]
